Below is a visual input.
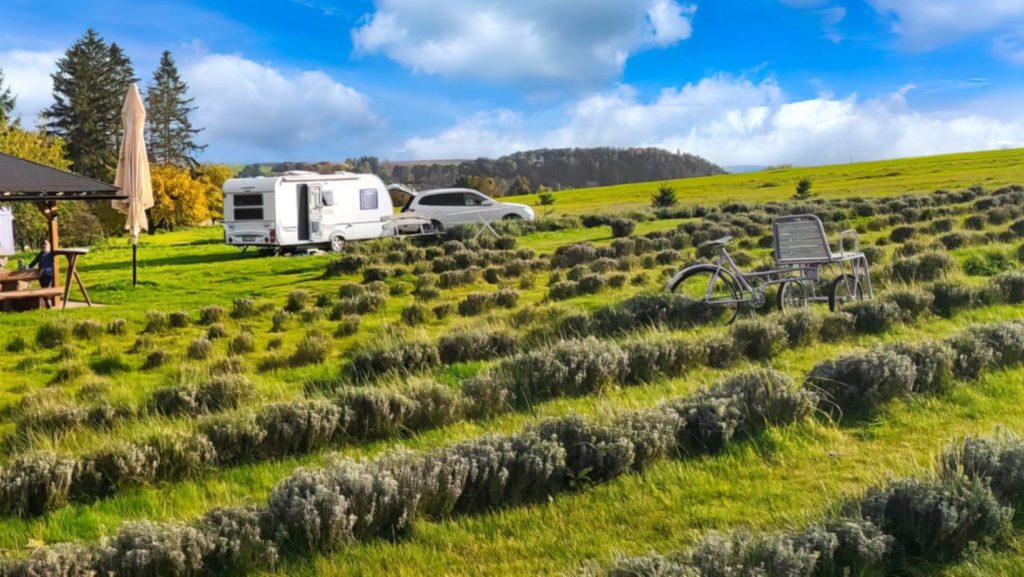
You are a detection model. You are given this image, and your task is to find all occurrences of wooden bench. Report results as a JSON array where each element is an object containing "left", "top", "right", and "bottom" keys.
[{"left": 0, "top": 287, "right": 62, "bottom": 311}]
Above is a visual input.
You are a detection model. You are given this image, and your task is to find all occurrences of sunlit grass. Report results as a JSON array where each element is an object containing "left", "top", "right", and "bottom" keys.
[{"left": 1, "top": 149, "right": 1024, "bottom": 574}]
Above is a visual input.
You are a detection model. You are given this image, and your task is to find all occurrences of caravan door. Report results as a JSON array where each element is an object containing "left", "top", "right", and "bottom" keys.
[
  {"left": 296, "top": 185, "right": 310, "bottom": 241},
  {"left": 308, "top": 184, "right": 323, "bottom": 243}
]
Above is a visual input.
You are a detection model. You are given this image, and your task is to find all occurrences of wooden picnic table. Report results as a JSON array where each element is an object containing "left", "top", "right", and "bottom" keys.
[
  {"left": 0, "top": 269, "right": 40, "bottom": 292},
  {"left": 0, "top": 248, "right": 92, "bottom": 311}
]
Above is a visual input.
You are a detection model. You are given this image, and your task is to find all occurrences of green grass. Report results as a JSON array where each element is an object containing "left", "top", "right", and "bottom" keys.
[
  {"left": 279, "top": 389, "right": 1023, "bottom": 577},
  {"left": 1, "top": 147, "right": 1024, "bottom": 575},
  {"left": 0, "top": 304, "right": 1015, "bottom": 559},
  {"left": 507, "top": 147, "right": 1024, "bottom": 214}
]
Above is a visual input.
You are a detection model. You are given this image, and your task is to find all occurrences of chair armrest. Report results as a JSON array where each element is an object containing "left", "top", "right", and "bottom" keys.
[{"left": 838, "top": 229, "right": 860, "bottom": 256}]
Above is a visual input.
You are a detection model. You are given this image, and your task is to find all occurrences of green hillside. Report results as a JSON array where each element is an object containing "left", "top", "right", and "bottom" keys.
[
  {"left": 508, "top": 147, "right": 1024, "bottom": 214},
  {"left": 3, "top": 148, "right": 1024, "bottom": 576}
]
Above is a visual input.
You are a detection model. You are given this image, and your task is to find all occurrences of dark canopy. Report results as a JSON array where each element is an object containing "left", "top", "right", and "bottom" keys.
[
  {"left": 0, "top": 152, "right": 122, "bottom": 201},
  {"left": 0, "top": 152, "right": 123, "bottom": 305}
]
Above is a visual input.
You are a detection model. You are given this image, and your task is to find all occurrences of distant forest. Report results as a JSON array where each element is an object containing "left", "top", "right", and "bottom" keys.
[{"left": 236, "top": 147, "right": 724, "bottom": 196}]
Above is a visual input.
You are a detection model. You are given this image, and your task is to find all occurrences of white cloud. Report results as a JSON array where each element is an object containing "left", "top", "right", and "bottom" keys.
[
  {"left": 994, "top": 34, "right": 1024, "bottom": 64},
  {"left": 868, "top": 0, "right": 1024, "bottom": 54},
  {"left": 0, "top": 49, "right": 60, "bottom": 127},
  {"left": 0, "top": 48, "right": 380, "bottom": 160},
  {"left": 646, "top": 0, "right": 697, "bottom": 46},
  {"left": 403, "top": 109, "right": 529, "bottom": 160},
  {"left": 352, "top": 0, "right": 696, "bottom": 85},
  {"left": 184, "top": 54, "right": 381, "bottom": 160},
  {"left": 401, "top": 74, "right": 1024, "bottom": 166},
  {"left": 819, "top": 6, "right": 846, "bottom": 43},
  {"left": 782, "top": 2, "right": 847, "bottom": 44}
]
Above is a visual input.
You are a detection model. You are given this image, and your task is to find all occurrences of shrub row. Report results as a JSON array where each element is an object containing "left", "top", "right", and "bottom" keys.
[
  {"left": 807, "top": 321, "right": 1024, "bottom": 422},
  {"left": 599, "top": 430, "right": 1024, "bottom": 577},
  {"left": 437, "top": 328, "right": 518, "bottom": 364},
  {"left": 11, "top": 312, "right": 1024, "bottom": 568},
  {"left": 151, "top": 375, "right": 256, "bottom": 417},
  {"left": 14, "top": 301, "right": 1017, "bottom": 529},
  {"left": 15, "top": 375, "right": 256, "bottom": 439},
  {"left": 4, "top": 367, "right": 815, "bottom": 574},
  {"left": 457, "top": 289, "right": 519, "bottom": 316},
  {"left": 559, "top": 294, "right": 725, "bottom": 337},
  {"left": 344, "top": 271, "right": 1002, "bottom": 388},
  {"left": 0, "top": 381, "right": 462, "bottom": 520}
]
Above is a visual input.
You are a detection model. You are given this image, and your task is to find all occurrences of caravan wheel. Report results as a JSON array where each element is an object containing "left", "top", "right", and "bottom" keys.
[{"left": 329, "top": 235, "right": 345, "bottom": 252}]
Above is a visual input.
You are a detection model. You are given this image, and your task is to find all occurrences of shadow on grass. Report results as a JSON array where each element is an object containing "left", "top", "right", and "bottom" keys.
[{"left": 81, "top": 250, "right": 258, "bottom": 273}]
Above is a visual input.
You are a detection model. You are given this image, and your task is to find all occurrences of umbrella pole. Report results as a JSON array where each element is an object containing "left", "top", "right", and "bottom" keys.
[{"left": 132, "top": 240, "right": 137, "bottom": 288}]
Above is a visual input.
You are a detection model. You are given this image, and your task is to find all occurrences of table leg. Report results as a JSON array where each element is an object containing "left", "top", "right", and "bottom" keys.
[
  {"left": 61, "top": 255, "right": 76, "bottom": 310},
  {"left": 74, "top": 269, "right": 92, "bottom": 307}
]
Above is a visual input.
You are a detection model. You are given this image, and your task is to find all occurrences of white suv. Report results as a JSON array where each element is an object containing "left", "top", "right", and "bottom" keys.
[{"left": 403, "top": 188, "right": 535, "bottom": 230}]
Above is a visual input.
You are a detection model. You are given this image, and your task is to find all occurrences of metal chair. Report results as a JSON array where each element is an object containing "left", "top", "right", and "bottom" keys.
[{"left": 772, "top": 214, "right": 873, "bottom": 301}]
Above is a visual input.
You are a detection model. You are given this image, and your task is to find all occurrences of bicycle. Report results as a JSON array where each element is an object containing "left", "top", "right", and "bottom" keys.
[{"left": 666, "top": 214, "right": 873, "bottom": 325}]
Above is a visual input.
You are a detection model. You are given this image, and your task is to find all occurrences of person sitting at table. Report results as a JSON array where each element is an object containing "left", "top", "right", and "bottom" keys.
[{"left": 28, "top": 240, "right": 54, "bottom": 288}]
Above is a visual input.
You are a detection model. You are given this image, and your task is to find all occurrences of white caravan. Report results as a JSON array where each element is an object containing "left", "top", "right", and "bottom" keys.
[{"left": 223, "top": 171, "right": 396, "bottom": 252}]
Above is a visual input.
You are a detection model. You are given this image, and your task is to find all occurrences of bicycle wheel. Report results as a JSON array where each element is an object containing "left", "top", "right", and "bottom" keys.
[
  {"left": 669, "top": 265, "right": 741, "bottom": 325},
  {"left": 777, "top": 280, "right": 809, "bottom": 311},
  {"left": 828, "top": 274, "right": 864, "bottom": 312}
]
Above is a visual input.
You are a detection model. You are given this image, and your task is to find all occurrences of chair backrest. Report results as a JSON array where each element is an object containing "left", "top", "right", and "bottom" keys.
[{"left": 773, "top": 214, "right": 830, "bottom": 264}]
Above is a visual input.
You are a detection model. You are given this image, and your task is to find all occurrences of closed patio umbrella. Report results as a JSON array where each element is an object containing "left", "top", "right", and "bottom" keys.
[{"left": 112, "top": 84, "right": 153, "bottom": 287}]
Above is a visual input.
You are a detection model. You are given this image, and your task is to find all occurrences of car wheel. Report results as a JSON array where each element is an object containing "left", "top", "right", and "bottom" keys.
[
  {"left": 329, "top": 235, "right": 345, "bottom": 252},
  {"left": 502, "top": 213, "right": 522, "bottom": 221}
]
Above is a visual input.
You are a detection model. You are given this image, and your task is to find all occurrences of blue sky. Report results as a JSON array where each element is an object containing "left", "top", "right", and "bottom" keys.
[{"left": 1, "top": 0, "right": 1024, "bottom": 166}]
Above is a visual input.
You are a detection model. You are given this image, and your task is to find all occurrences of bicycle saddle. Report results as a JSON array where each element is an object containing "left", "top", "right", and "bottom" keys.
[{"left": 702, "top": 235, "right": 733, "bottom": 247}]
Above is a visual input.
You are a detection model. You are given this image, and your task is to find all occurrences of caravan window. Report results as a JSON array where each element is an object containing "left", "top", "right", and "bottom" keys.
[
  {"left": 233, "top": 194, "right": 264, "bottom": 220},
  {"left": 360, "top": 188, "right": 379, "bottom": 210},
  {"left": 234, "top": 194, "right": 262, "bottom": 206}
]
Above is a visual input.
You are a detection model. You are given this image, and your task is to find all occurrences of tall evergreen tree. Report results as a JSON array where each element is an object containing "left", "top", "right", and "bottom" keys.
[
  {"left": 145, "top": 50, "right": 205, "bottom": 167},
  {"left": 106, "top": 42, "right": 139, "bottom": 149},
  {"left": 0, "top": 68, "right": 15, "bottom": 125},
  {"left": 42, "top": 28, "right": 137, "bottom": 181}
]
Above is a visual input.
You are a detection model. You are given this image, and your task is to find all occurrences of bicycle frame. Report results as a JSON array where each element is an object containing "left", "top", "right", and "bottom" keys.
[{"left": 668, "top": 244, "right": 824, "bottom": 308}]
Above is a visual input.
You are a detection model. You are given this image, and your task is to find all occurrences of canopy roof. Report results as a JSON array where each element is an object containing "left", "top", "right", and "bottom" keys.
[{"left": 0, "top": 152, "right": 123, "bottom": 202}]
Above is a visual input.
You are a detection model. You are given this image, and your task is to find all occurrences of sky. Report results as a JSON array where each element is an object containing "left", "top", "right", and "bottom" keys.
[{"left": 1, "top": 0, "right": 1024, "bottom": 167}]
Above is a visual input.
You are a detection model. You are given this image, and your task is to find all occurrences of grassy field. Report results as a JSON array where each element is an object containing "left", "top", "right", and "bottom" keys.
[
  {"left": 2, "top": 148, "right": 1024, "bottom": 575},
  {"left": 507, "top": 147, "right": 1024, "bottom": 215}
]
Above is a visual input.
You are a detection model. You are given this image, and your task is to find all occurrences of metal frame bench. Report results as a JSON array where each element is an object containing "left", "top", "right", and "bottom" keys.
[{"left": 772, "top": 213, "right": 873, "bottom": 299}]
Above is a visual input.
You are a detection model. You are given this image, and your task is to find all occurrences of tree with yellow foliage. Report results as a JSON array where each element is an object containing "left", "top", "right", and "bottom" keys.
[
  {"left": 455, "top": 174, "right": 501, "bottom": 197},
  {"left": 0, "top": 121, "right": 69, "bottom": 169},
  {"left": 196, "top": 164, "right": 232, "bottom": 220},
  {"left": 0, "top": 121, "right": 105, "bottom": 247},
  {"left": 149, "top": 164, "right": 210, "bottom": 229}
]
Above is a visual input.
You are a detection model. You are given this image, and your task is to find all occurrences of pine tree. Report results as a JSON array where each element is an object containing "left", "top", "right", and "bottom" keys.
[
  {"left": 42, "top": 28, "right": 137, "bottom": 181},
  {"left": 793, "top": 177, "right": 814, "bottom": 201},
  {"left": 0, "top": 68, "right": 15, "bottom": 124},
  {"left": 145, "top": 50, "right": 205, "bottom": 167},
  {"left": 651, "top": 183, "right": 678, "bottom": 208}
]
